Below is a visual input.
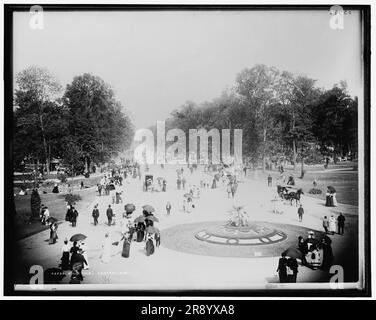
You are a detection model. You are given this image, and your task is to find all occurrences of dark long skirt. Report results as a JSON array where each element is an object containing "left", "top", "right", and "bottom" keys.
[
  {"left": 122, "top": 240, "right": 131, "bottom": 258},
  {"left": 49, "top": 231, "right": 57, "bottom": 244},
  {"left": 325, "top": 195, "right": 334, "bottom": 207},
  {"left": 146, "top": 239, "right": 155, "bottom": 256},
  {"left": 155, "top": 234, "right": 161, "bottom": 247},
  {"left": 61, "top": 252, "right": 70, "bottom": 270},
  {"left": 137, "top": 230, "right": 144, "bottom": 242},
  {"left": 325, "top": 195, "right": 330, "bottom": 206}
]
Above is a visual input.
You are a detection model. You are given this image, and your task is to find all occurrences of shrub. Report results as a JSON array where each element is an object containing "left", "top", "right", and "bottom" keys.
[
  {"left": 30, "top": 188, "right": 41, "bottom": 218},
  {"left": 309, "top": 188, "right": 322, "bottom": 194},
  {"left": 64, "top": 193, "right": 82, "bottom": 205},
  {"left": 84, "top": 172, "right": 90, "bottom": 178}
]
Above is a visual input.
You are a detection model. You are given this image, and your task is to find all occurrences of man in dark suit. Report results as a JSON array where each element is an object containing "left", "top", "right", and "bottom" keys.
[
  {"left": 337, "top": 212, "right": 346, "bottom": 235},
  {"left": 106, "top": 205, "right": 113, "bottom": 226},
  {"left": 92, "top": 204, "right": 100, "bottom": 226},
  {"left": 276, "top": 252, "right": 288, "bottom": 283},
  {"left": 297, "top": 205, "right": 304, "bottom": 222}
]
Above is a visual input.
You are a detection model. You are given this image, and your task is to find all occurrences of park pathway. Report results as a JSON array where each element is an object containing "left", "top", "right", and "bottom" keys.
[{"left": 14, "top": 165, "right": 360, "bottom": 290}]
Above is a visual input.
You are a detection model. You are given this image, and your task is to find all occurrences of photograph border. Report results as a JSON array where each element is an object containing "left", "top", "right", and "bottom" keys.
[{"left": 3, "top": 3, "right": 371, "bottom": 297}]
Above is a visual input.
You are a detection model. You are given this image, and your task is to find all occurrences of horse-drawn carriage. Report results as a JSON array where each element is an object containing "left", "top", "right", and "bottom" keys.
[{"left": 277, "top": 185, "right": 304, "bottom": 206}]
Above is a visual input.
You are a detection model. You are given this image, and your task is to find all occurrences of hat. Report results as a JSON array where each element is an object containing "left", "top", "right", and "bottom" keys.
[{"left": 308, "top": 231, "right": 314, "bottom": 235}]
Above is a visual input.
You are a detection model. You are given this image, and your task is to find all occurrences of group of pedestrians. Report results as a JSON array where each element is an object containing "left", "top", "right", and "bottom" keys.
[
  {"left": 276, "top": 253, "right": 299, "bottom": 283},
  {"left": 322, "top": 213, "right": 346, "bottom": 235},
  {"left": 65, "top": 203, "right": 79, "bottom": 227},
  {"left": 60, "top": 239, "right": 89, "bottom": 284}
]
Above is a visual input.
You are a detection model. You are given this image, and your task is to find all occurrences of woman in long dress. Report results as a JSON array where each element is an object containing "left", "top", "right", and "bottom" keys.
[
  {"left": 61, "top": 239, "right": 70, "bottom": 270},
  {"left": 136, "top": 222, "right": 145, "bottom": 242},
  {"left": 332, "top": 193, "right": 338, "bottom": 206},
  {"left": 145, "top": 233, "right": 155, "bottom": 256},
  {"left": 121, "top": 233, "right": 131, "bottom": 258},
  {"left": 325, "top": 189, "right": 331, "bottom": 207},
  {"left": 329, "top": 215, "right": 336, "bottom": 234},
  {"left": 101, "top": 233, "right": 111, "bottom": 264},
  {"left": 49, "top": 223, "right": 58, "bottom": 244}
]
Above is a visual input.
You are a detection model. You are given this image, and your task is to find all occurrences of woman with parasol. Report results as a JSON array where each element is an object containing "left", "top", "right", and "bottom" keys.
[
  {"left": 123, "top": 203, "right": 136, "bottom": 219},
  {"left": 325, "top": 186, "right": 337, "bottom": 207},
  {"left": 60, "top": 238, "right": 70, "bottom": 270}
]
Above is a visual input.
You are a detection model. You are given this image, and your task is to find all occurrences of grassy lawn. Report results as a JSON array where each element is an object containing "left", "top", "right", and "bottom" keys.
[
  {"left": 14, "top": 187, "right": 98, "bottom": 240},
  {"left": 255, "top": 162, "right": 358, "bottom": 206},
  {"left": 13, "top": 174, "right": 102, "bottom": 193}
]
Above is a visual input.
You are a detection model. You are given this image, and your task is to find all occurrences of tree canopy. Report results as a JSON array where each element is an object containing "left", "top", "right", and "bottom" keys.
[
  {"left": 13, "top": 67, "right": 134, "bottom": 175},
  {"left": 164, "top": 64, "right": 358, "bottom": 171}
]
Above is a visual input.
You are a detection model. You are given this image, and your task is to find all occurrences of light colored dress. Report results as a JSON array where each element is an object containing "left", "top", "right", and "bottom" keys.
[
  {"left": 80, "top": 243, "right": 90, "bottom": 269},
  {"left": 329, "top": 217, "right": 337, "bottom": 233},
  {"left": 332, "top": 193, "right": 338, "bottom": 206},
  {"left": 101, "top": 237, "right": 111, "bottom": 264}
]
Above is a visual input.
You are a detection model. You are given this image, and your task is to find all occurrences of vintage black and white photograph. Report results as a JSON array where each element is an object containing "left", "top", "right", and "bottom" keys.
[{"left": 3, "top": 4, "right": 370, "bottom": 295}]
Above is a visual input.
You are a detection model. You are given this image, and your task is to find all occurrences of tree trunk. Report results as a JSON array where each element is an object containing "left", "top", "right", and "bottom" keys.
[
  {"left": 292, "top": 139, "right": 297, "bottom": 171},
  {"left": 262, "top": 127, "right": 267, "bottom": 172},
  {"left": 85, "top": 156, "right": 89, "bottom": 173},
  {"left": 39, "top": 114, "right": 50, "bottom": 175},
  {"left": 292, "top": 107, "right": 297, "bottom": 171}
]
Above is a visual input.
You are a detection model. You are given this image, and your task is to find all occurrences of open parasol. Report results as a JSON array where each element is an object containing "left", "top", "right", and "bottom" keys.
[
  {"left": 282, "top": 246, "right": 304, "bottom": 260},
  {"left": 142, "top": 205, "right": 155, "bottom": 213},
  {"left": 327, "top": 186, "right": 336, "bottom": 193},
  {"left": 145, "top": 215, "right": 159, "bottom": 222},
  {"left": 146, "top": 226, "right": 160, "bottom": 234},
  {"left": 70, "top": 233, "right": 87, "bottom": 242},
  {"left": 134, "top": 215, "right": 146, "bottom": 223},
  {"left": 124, "top": 203, "right": 136, "bottom": 213}
]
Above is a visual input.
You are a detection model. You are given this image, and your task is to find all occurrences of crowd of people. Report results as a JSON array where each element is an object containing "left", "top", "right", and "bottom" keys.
[{"left": 33, "top": 158, "right": 350, "bottom": 285}]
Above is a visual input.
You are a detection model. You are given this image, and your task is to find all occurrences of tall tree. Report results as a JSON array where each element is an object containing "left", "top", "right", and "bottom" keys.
[
  {"left": 235, "top": 64, "right": 281, "bottom": 170},
  {"left": 311, "top": 83, "right": 358, "bottom": 160},
  {"left": 63, "top": 73, "right": 134, "bottom": 172},
  {"left": 14, "top": 66, "right": 62, "bottom": 173}
]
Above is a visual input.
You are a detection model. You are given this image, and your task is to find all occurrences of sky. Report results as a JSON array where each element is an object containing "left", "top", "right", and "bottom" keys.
[{"left": 13, "top": 10, "right": 363, "bottom": 129}]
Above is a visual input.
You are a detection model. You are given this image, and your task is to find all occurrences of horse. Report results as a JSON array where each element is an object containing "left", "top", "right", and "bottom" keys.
[
  {"left": 287, "top": 188, "right": 304, "bottom": 206},
  {"left": 277, "top": 185, "right": 289, "bottom": 200}
]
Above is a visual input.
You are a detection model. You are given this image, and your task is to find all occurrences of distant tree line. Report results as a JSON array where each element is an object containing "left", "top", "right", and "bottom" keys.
[
  {"left": 162, "top": 64, "right": 358, "bottom": 172},
  {"left": 13, "top": 66, "right": 134, "bottom": 175}
]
